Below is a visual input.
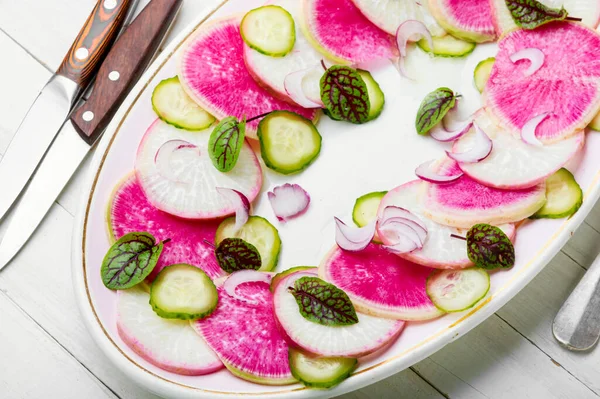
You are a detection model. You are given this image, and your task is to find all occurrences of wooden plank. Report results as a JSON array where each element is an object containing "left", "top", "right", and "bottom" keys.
[
  {"left": 563, "top": 221, "right": 600, "bottom": 269},
  {"left": 342, "top": 368, "right": 445, "bottom": 399},
  {"left": 0, "top": 292, "right": 116, "bottom": 399}
]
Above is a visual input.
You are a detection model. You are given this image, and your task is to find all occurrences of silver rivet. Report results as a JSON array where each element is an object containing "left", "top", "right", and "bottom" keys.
[
  {"left": 82, "top": 111, "right": 95, "bottom": 122},
  {"left": 108, "top": 71, "right": 120, "bottom": 81},
  {"left": 104, "top": 0, "right": 117, "bottom": 10},
  {"left": 75, "top": 47, "right": 89, "bottom": 60}
]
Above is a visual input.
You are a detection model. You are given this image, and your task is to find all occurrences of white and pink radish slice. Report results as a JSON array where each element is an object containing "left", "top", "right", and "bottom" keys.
[
  {"left": 319, "top": 244, "right": 444, "bottom": 320},
  {"left": 422, "top": 157, "right": 547, "bottom": 228},
  {"left": 455, "top": 112, "right": 585, "bottom": 189},
  {"left": 377, "top": 180, "right": 515, "bottom": 269},
  {"left": 192, "top": 272, "right": 297, "bottom": 385},
  {"left": 117, "top": 287, "right": 223, "bottom": 376},
  {"left": 351, "top": 0, "right": 445, "bottom": 37},
  {"left": 428, "top": 0, "right": 497, "bottom": 43},
  {"left": 483, "top": 22, "right": 600, "bottom": 144},
  {"left": 244, "top": 0, "right": 328, "bottom": 105},
  {"left": 108, "top": 174, "right": 224, "bottom": 281},
  {"left": 273, "top": 270, "right": 404, "bottom": 357},
  {"left": 135, "top": 119, "right": 262, "bottom": 220},
  {"left": 302, "top": 0, "right": 398, "bottom": 64},
  {"left": 178, "top": 16, "right": 318, "bottom": 140}
]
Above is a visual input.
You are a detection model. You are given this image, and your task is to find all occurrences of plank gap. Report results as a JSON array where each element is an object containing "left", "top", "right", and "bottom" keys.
[
  {"left": 0, "top": 26, "right": 53, "bottom": 73},
  {"left": 409, "top": 366, "right": 451, "bottom": 399}
]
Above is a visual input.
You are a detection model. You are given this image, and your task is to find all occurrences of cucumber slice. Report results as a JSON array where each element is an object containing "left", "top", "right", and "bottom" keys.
[
  {"left": 473, "top": 57, "right": 495, "bottom": 93},
  {"left": 151, "top": 76, "right": 216, "bottom": 130},
  {"left": 588, "top": 111, "right": 600, "bottom": 131},
  {"left": 150, "top": 264, "right": 218, "bottom": 320},
  {"left": 426, "top": 268, "right": 490, "bottom": 312},
  {"left": 241, "top": 5, "right": 296, "bottom": 57},
  {"left": 417, "top": 35, "right": 476, "bottom": 58},
  {"left": 258, "top": 110, "right": 322, "bottom": 174},
  {"left": 215, "top": 216, "right": 281, "bottom": 272},
  {"left": 532, "top": 168, "right": 583, "bottom": 219},
  {"left": 352, "top": 191, "right": 387, "bottom": 227},
  {"left": 288, "top": 348, "right": 357, "bottom": 389},
  {"left": 270, "top": 266, "right": 316, "bottom": 292},
  {"left": 357, "top": 70, "right": 385, "bottom": 121}
]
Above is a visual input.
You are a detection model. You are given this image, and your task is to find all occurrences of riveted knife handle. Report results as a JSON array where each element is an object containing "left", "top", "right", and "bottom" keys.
[
  {"left": 57, "top": 0, "right": 134, "bottom": 93},
  {"left": 71, "top": 0, "right": 182, "bottom": 144}
]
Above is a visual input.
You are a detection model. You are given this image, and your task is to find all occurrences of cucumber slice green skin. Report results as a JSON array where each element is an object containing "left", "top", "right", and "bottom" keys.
[
  {"left": 417, "top": 36, "right": 476, "bottom": 58},
  {"left": 426, "top": 268, "right": 490, "bottom": 313},
  {"left": 215, "top": 216, "right": 282, "bottom": 272},
  {"left": 258, "top": 110, "right": 322, "bottom": 175},
  {"left": 270, "top": 266, "right": 316, "bottom": 292},
  {"left": 588, "top": 111, "right": 600, "bottom": 131},
  {"left": 288, "top": 348, "right": 357, "bottom": 389},
  {"left": 151, "top": 76, "right": 216, "bottom": 131},
  {"left": 473, "top": 57, "right": 495, "bottom": 93},
  {"left": 241, "top": 5, "right": 296, "bottom": 57},
  {"left": 150, "top": 264, "right": 218, "bottom": 320},
  {"left": 357, "top": 70, "right": 385, "bottom": 121},
  {"left": 353, "top": 191, "right": 387, "bottom": 244},
  {"left": 531, "top": 168, "right": 583, "bottom": 219}
]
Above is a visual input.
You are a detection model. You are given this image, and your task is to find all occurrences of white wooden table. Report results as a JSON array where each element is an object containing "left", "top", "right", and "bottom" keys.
[{"left": 1, "top": 1, "right": 600, "bottom": 398}]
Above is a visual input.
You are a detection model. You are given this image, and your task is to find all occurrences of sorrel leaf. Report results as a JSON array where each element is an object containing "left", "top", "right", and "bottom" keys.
[
  {"left": 289, "top": 276, "right": 358, "bottom": 326},
  {"left": 215, "top": 237, "right": 262, "bottom": 273},
  {"left": 320, "top": 65, "right": 370, "bottom": 124},
  {"left": 415, "top": 87, "right": 456, "bottom": 135},
  {"left": 467, "top": 224, "right": 515, "bottom": 270},
  {"left": 505, "top": 0, "right": 575, "bottom": 29},
  {"left": 208, "top": 116, "right": 246, "bottom": 172},
  {"left": 101, "top": 232, "right": 164, "bottom": 290}
]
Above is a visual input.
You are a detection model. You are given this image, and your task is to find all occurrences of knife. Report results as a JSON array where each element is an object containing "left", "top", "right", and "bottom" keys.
[
  {"left": 0, "top": 0, "right": 183, "bottom": 270},
  {"left": 0, "top": 0, "right": 136, "bottom": 223}
]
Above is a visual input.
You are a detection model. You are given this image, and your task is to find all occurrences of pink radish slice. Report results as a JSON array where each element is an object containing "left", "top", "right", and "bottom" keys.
[
  {"left": 223, "top": 270, "right": 271, "bottom": 305},
  {"left": 430, "top": 120, "right": 473, "bottom": 142},
  {"left": 215, "top": 187, "right": 250, "bottom": 232},
  {"left": 273, "top": 270, "right": 404, "bottom": 357},
  {"left": 396, "top": 20, "right": 433, "bottom": 58},
  {"left": 178, "top": 16, "right": 317, "bottom": 140},
  {"left": 377, "top": 180, "right": 516, "bottom": 269},
  {"left": 108, "top": 174, "right": 224, "bottom": 281},
  {"left": 428, "top": 0, "right": 497, "bottom": 43},
  {"left": 446, "top": 123, "right": 492, "bottom": 163},
  {"left": 510, "top": 48, "right": 544, "bottom": 77},
  {"left": 455, "top": 112, "right": 585, "bottom": 189},
  {"left": 319, "top": 244, "right": 444, "bottom": 320},
  {"left": 192, "top": 274, "right": 296, "bottom": 385},
  {"left": 416, "top": 159, "right": 463, "bottom": 183},
  {"left": 302, "top": 0, "right": 398, "bottom": 64},
  {"left": 117, "top": 287, "right": 223, "bottom": 376},
  {"left": 334, "top": 217, "right": 376, "bottom": 251},
  {"left": 135, "top": 119, "right": 262, "bottom": 220},
  {"left": 268, "top": 183, "right": 310, "bottom": 222},
  {"left": 284, "top": 69, "right": 322, "bottom": 108},
  {"left": 422, "top": 157, "right": 546, "bottom": 228},
  {"left": 521, "top": 113, "right": 549, "bottom": 146},
  {"left": 483, "top": 22, "right": 600, "bottom": 143}
]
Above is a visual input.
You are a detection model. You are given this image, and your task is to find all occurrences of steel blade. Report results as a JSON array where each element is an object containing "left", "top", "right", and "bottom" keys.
[
  {"left": 0, "top": 121, "right": 90, "bottom": 270},
  {"left": 0, "top": 76, "right": 78, "bottom": 221}
]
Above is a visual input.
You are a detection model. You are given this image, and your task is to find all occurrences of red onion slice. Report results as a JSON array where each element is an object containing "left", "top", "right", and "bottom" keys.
[
  {"left": 334, "top": 217, "right": 376, "bottom": 252},
  {"left": 380, "top": 217, "right": 427, "bottom": 243},
  {"left": 216, "top": 187, "right": 250, "bottom": 231},
  {"left": 510, "top": 47, "right": 544, "bottom": 77},
  {"left": 284, "top": 68, "right": 323, "bottom": 108},
  {"left": 415, "top": 159, "right": 463, "bottom": 183},
  {"left": 154, "top": 140, "right": 198, "bottom": 183},
  {"left": 446, "top": 123, "right": 492, "bottom": 163},
  {"left": 396, "top": 20, "right": 433, "bottom": 58},
  {"left": 378, "top": 220, "right": 423, "bottom": 246},
  {"left": 430, "top": 120, "right": 473, "bottom": 142},
  {"left": 380, "top": 206, "right": 427, "bottom": 232},
  {"left": 224, "top": 270, "right": 272, "bottom": 304},
  {"left": 521, "top": 112, "right": 549, "bottom": 147},
  {"left": 267, "top": 183, "right": 310, "bottom": 222},
  {"left": 382, "top": 236, "right": 419, "bottom": 254}
]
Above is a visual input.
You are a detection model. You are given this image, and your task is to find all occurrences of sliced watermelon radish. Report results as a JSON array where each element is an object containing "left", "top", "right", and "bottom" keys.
[
  {"left": 422, "top": 157, "right": 547, "bottom": 228},
  {"left": 273, "top": 269, "right": 404, "bottom": 357},
  {"left": 135, "top": 119, "right": 262, "bottom": 220},
  {"left": 454, "top": 112, "right": 585, "bottom": 189},
  {"left": 351, "top": 0, "right": 445, "bottom": 37},
  {"left": 117, "top": 287, "right": 223, "bottom": 375},
  {"left": 192, "top": 273, "right": 296, "bottom": 385},
  {"left": 378, "top": 180, "right": 516, "bottom": 269},
  {"left": 319, "top": 244, "right": 444, "bottom": 320},
  {"left": 428, "top": 0, "right": 496, "bottom": 43},
  {"left": 108, "top": 174, "right": 224, "bottom": 281},
  {"left": 483, "top": 22, "right": 600, "bottom": 144},
  {"left": 178, "top": 16, "right": 318, "bottom": 140},
  {"left": 301, "top": 0, "right": 398, "bottom": 64}
]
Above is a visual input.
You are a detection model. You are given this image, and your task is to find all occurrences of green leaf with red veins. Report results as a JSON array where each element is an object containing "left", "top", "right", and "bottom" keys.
[
  {"left": 215, "top": 237, "right": 262, "bottom": 273},
  {"left": 288, "top": 276, "right": 359, "bottom": 326},
  {"left": 467, "top": 224, "right": 515, "bottom": 270},
  {"left": 208, "top": 116, "right": 246, "bottom": 172},
  {"left": 504, "top": 0, "right": 572, "bottom": 29},
  {"left": 415, "top": 87, "right": 456, "bottom": 135},
  {"left": 320, "top": 66, "right": 370, "bottom": 124}
]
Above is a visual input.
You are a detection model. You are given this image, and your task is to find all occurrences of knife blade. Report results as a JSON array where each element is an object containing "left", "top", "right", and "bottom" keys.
[
  {"left": 0, "top": 0, "right": 136, "bottom": 222},
  {"left": 0, "top": 0, "right": 183, "bottom": 270}
]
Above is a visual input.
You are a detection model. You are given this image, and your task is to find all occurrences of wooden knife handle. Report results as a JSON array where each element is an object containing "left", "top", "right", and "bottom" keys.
[
  {"left": 71, "top": 0, "right": 182, "bottom": 144},
  {"left": 57, "top": 0, "right": 134, "bottom": 92}
]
